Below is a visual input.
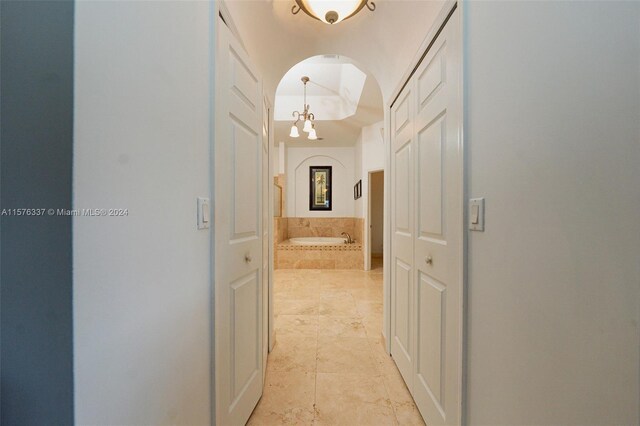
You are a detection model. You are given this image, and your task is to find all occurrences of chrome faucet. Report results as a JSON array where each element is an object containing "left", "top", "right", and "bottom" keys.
[{"left": 341, "top": 232, "right": 354, "bottom": 244}]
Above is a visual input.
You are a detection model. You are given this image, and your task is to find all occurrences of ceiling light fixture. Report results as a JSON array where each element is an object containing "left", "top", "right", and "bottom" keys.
[
  {"left": 290, "top": 76, "right": 320, "bottom": 141},
  {"left": 291, "top": 0, "right": 375, "bottom": 25}
]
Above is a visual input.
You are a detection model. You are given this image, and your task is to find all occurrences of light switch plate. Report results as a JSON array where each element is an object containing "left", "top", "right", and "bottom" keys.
[
  {"left": 469, "top": 198, "right": 485, "bottom": 231},
  {"left": 197, "top": 197, "right": 210, "bottom": 229}
]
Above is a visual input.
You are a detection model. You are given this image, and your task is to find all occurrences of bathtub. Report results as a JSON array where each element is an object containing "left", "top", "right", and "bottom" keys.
[{"left": 288, "top": 237, "right": 345, "bottom": 245}]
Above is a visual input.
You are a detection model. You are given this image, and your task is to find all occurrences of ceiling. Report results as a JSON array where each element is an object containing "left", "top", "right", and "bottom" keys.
[
  {"left": 275, "top": 58, "right": 367, "bottom": 121},
  {"left": 274, "top": 55, "right": 383, "bottom": 147},
  {"left": 223, "top": 0, "right": 446, "bottom": 101}
]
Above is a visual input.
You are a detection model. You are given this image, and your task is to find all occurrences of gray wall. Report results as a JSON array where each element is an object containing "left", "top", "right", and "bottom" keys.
[
  {"left": 1, "top": 1, "right": 74, "bottom": 424},
  {"left": 464, "top": 2, "right": 640, "bottom": 424}
]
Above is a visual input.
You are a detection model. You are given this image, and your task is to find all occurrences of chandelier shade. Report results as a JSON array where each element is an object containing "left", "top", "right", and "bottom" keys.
[
  {"left": 292, "top": 0, "right": 375, "bottom": 25},
  {"left": 308, "top": 126, "right": 318, "bottom": 140},
  {"left": 303, "top": 119, "right": 313, "bottom": 133}
]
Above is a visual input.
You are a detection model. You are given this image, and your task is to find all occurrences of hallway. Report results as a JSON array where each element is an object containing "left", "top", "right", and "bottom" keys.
[{"left": 247, "top": 264, "right": 425, "bottom": 425}]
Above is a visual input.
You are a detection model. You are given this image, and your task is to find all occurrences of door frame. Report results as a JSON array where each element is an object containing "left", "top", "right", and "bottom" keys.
[
  {"left": 263, "top": 95, "right": 274, "bottom": 377},
  {"left": 266, "top": 96, "right": 275, "bottom": 353},
  {"left": 384, "top": 0, "right": 465, "bottom": 422},
  {"left": 365, "top": 168, "right": 384, "bottom": 271},
  {"left": 213, "top": 0, "right": 464, "bottom": 422}
]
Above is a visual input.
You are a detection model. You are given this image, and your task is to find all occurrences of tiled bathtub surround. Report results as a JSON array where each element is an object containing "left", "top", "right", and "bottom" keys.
[
  {"left": 276, "top": 218, "right": 365, "bottom": 270},
  {"left": 287, "top": 217, "right": 364, "bottom": 243},
  {"left": 274, "top": 218, "right": 288, "bottom": 243},
  {"left": 287, "top": 217, "right": 363, "bottom": 242},
  {"left": 274, "top": 218, "right": 288, "bottom": 266},
  {"left": 277, "top": 242, "right": 363, "bottom": 270}
]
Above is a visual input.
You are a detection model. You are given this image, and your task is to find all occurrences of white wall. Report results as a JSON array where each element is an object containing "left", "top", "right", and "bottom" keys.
[
  {"left": 74, "top": 2, "right": 212, "bottom": 424},
  {"left": 354, "top": 121, "right": 385, "bottom": 218},
  {"left": 353, "top": 121, "right": 385, "bottom": 268},
  {"left": 273, "top": 141, "right": 286, "bottom": 177},
  {"left": 464, "top": 2, "right": 640, "bottom": 424},
  {"left": 286, "top": 146, "right": 355, "bottom": 217},
  {"left": 273, "top": 142, "right": 280, "bottom": 177},
  {"left": 354, "top": 133, "right": 363, "bottom": 213}
]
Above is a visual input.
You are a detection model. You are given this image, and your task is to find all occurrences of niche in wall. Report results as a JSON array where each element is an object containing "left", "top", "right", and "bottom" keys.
[{"left": 289, "top": 149, "right": 354, "bottom": 217}]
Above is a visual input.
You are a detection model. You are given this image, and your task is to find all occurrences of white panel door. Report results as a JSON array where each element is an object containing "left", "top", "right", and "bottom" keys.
[
  {"left": 412, "top": 9, "right": 462, "bottom": 426},
  {"left": 215, "top": 19, "right": 264, "bottom": 426},
  {"left": 390, "top": 85, "right": 415, "bottom": 385}
]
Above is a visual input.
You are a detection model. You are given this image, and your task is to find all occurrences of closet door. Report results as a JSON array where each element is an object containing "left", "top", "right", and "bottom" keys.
[
  {"left": 214, "top": 18, "right": 264, "bottom": 426},
  {"left": 390, "top": 84, "right": 415, "bottom": 385},
  {"left": 412, "top": 8, "right": 462, "bottom": 426}
]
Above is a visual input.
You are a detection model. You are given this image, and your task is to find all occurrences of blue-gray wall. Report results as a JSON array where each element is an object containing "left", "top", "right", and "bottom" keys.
[{"left": 1, "top": 1, "right": 75, "bottom": 424}]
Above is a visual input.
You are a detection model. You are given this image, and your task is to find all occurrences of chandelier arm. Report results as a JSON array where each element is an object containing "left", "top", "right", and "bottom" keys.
[
  {"left": 365, "top": 0, "right": 376, "bottom": 11},
  {"left": 291, "top": 4, "right": 301, "bottom": 15},
  {"left": 308, "top": 112, "right": 315, "bottom": 121}
]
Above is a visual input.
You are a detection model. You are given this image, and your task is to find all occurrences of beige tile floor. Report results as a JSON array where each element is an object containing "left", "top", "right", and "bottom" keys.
[{"left": 247, "top": 260, "right": 425, "bottom": 426}]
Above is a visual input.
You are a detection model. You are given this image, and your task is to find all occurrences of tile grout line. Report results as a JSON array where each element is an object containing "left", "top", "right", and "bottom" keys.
[
  {"left": 263, "top": 268, "right": 396, "bottom": 425},
  {"left": 313, "top": 271, "right": 320, "bottom": 425},
  {"left": 361, "top": 294, "right": 402, "bottom": 426}
]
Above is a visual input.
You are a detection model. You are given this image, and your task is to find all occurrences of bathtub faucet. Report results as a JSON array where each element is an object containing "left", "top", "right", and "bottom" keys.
[{"left": 341, "top": 232, "right": 354, "bottom": 244}]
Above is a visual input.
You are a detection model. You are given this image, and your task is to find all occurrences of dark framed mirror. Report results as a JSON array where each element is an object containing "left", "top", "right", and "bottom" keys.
[{"left": 309, "top": 166, "right": 332, "bottom": 211}]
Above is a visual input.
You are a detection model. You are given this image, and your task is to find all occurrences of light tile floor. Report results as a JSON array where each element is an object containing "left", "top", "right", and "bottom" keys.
[{"left": 247, "top": 261, "right": 425, "bottom": 426}]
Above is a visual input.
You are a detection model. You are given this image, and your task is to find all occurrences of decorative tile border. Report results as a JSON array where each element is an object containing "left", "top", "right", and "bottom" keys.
[{"left": 277, "top": 243, "right": 362, "bottom": 251}]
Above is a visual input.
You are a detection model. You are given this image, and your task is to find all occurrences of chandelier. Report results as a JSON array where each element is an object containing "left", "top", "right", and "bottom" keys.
[
  {"left": 291, "top": 0, "right": 376, "bottom": 25},
  {"left": 290, "top": 76, "right": 318, "bottom": 140}
]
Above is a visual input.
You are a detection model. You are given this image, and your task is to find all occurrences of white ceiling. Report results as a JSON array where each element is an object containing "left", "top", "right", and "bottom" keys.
[
  {"left": 276, "top": 56, "right": 350, "bottom": 97},
  {"left": 274, "top": 61, "right": 383, "bottom": 146},
  {"left": 274, "top": 55, "right": 383, "bottom": 147},
  {"left": 223, "top": 0, "right": 445, "bottom": 147},
  {"left": 275, "top": 60, "right": 367, "bottom": 121},
  {"left": 223, "top": 0, "right": 446, "bottom": 101}
]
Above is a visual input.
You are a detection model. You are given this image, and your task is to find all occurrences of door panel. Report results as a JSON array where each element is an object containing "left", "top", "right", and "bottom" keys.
[
  {"left": 215, "top": 19, "right": 264, "bottom": 426},
  {"left": 231, "top": 49, "right": 258, "bottom": 110},
  {"left": 417, "top": 115, "right": 445, "bottom": 238},
  {"left": 231, "top": 117, "right": 259, "bottom": 238},
  {"left": 390, "top": 87, "right": 414, "bottom": 385},
  {"left": 417, "top": 45, "right": 445, "bottom": 107},
  {"left": 417, "top": 272, "right": 445, "bottom": 414},
  {"left": 393, "top": 259, "right": 412, "bottom": 361},
  {"left": 394, "top": 94, "right": 411, "bottom": 134},
  {"left": 389, "top": 7, "right": 462, "bottom": 426},
  {"left": 394, "top": 143, "right": 412, "bottom": 233},
  {"left": 412, "top": 9, "right": 461, "bottom": 426},
  {"left": 231, "top": 271, "right": 260, "bottom": 403}
]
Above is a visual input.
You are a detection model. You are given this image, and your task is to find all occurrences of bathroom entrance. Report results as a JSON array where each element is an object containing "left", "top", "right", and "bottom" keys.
[
  {"left": 271, "top": 54, "right": 384, "bottom": 272},
  {"left": 368, "top": 170, "right": 384, "bottom": 271}
]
